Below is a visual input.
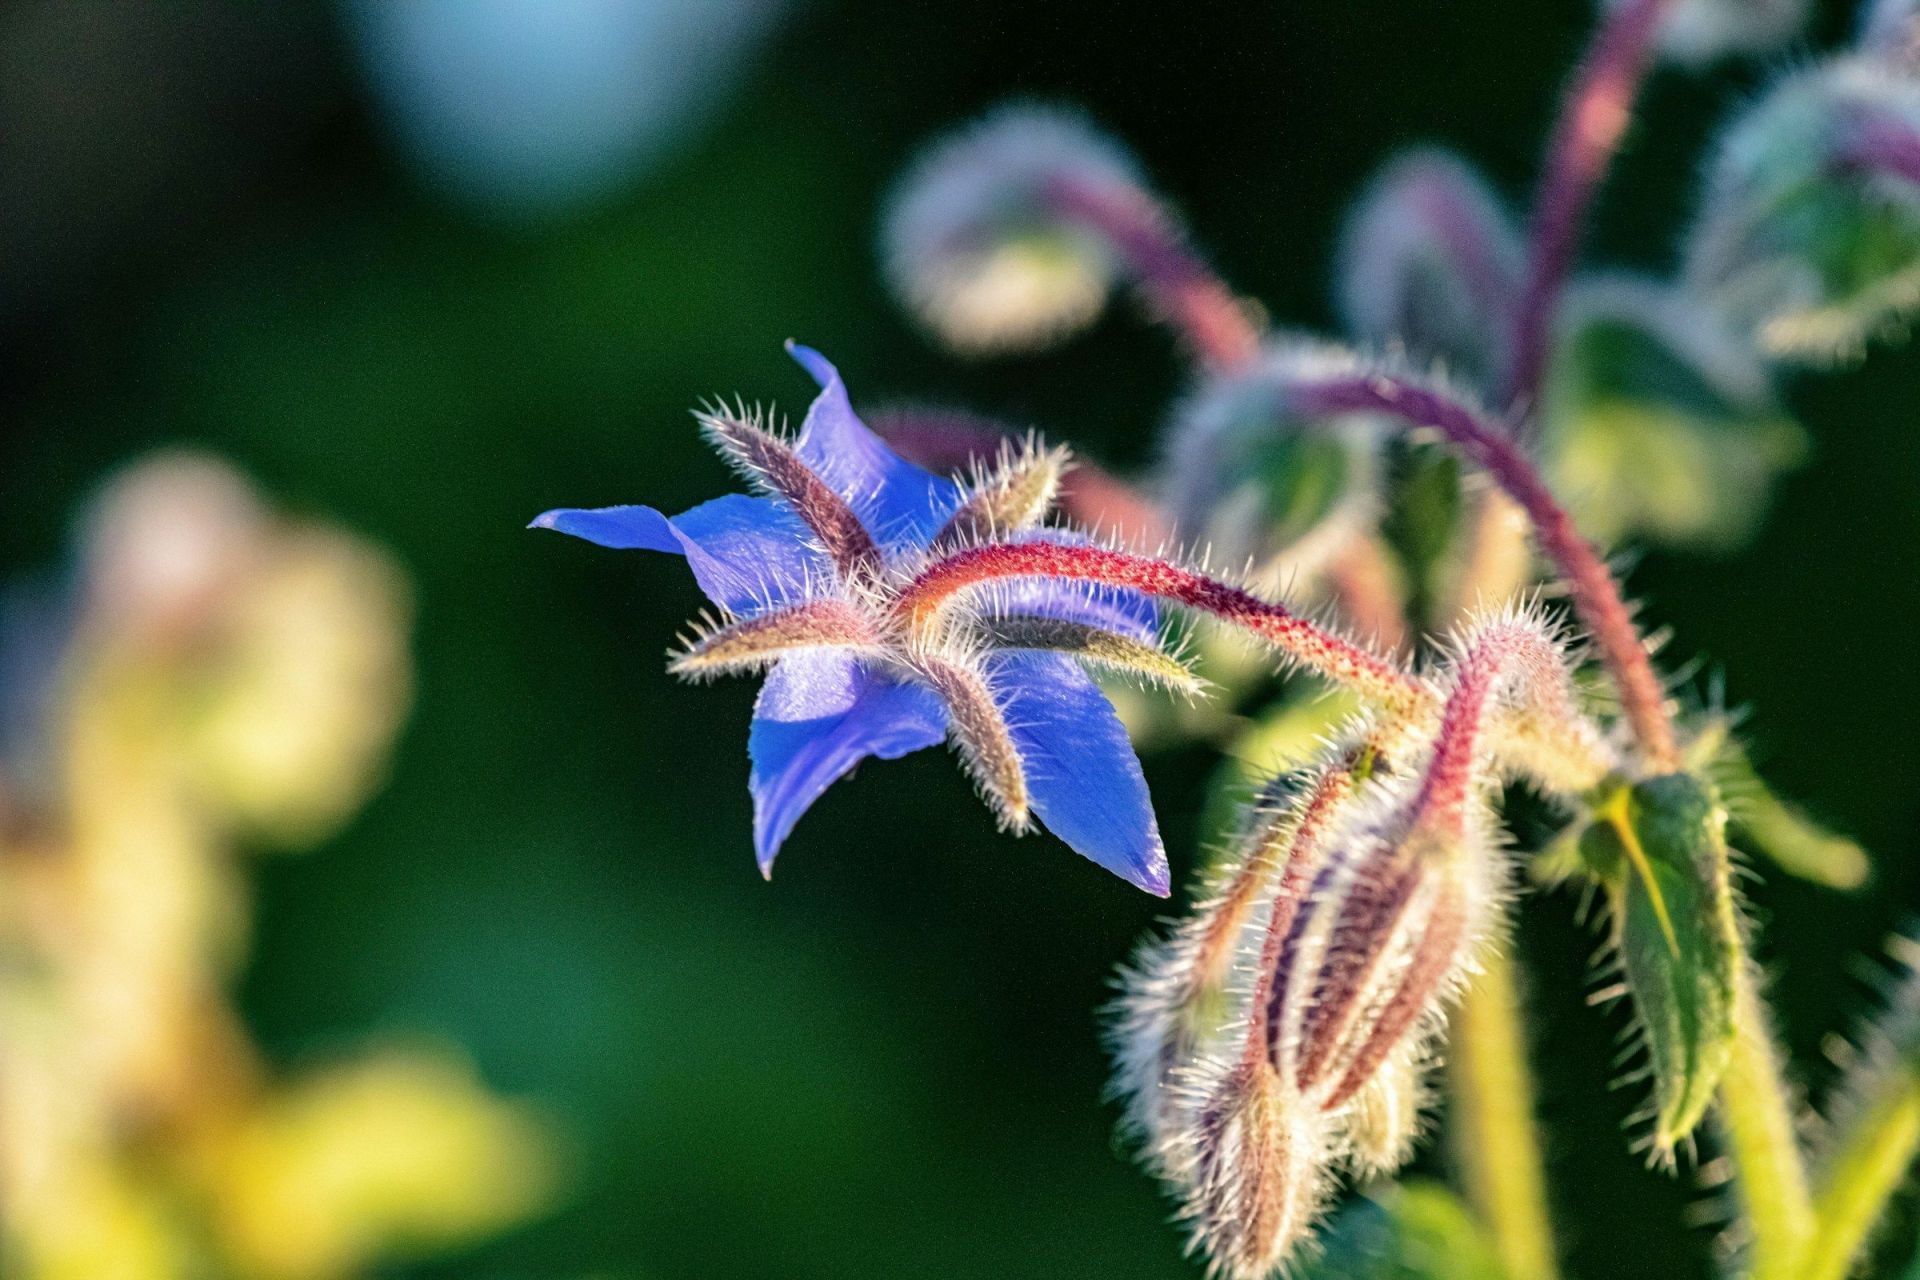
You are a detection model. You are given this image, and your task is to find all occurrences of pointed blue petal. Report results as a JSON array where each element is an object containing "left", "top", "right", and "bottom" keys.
[
  {"left": 785, "top": 341, "right": 964, "bottom": 552},
  {"left": 749, "top": 649, "right": 949, "bottom": 874},
  {"left": 531, "top": 493, "right": 827, "bottom": 612},
  {"left": 991, "top": 651, "right": 1168, "bottom": 896}
]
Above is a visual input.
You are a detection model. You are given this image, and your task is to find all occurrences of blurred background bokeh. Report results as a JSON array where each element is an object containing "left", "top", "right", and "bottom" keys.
[{"left": 0, "top": 2, "right": 1915, "bottom": 1277}]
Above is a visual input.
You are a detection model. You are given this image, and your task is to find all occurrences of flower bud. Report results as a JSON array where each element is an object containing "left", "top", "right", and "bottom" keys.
[
  {"left": 882, "top": 104, "right": 1144, "bottom": 354},
  {"left": 1685, "top": 58, "right": 1920, "bottom": 363},
  {"left": 1341, "top": 1040, "right": 1428, "bottom": 1178},
  {"left": 1160, "top": 340, "right": 1383, "bottom": 592},
  {"left": 1181, "top": 1059, "right": 1335, "bottom": 1280},
  {"left": 1336, "top": 149, "right": 1522, "bottom": 387},
  {"left": 1541, "top": 274, "right": 1803, "bottom": 550},
  {"left": 79, "top": 451, "right": 269, "bottom": 647}
]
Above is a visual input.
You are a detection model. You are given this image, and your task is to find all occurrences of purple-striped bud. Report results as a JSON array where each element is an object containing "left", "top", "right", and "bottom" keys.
[
  {"left": 1160, "top": 340, "right": 1383, "bottom": 592},
  {"left": 1336, "top": 149, "right": 1523, "bottom": 387},
  {"left": 1181, "top": 1059, "right": 1337, "bottom": 1280},
  {"left": 1685, "top": 58, "right": 1920, "bottom": 363},
  {"left": 882, "top": 104, "right": 1145, "bottom": 354}
]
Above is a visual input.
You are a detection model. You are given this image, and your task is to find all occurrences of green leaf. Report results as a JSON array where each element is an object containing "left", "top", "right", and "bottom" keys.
[
  {"left": 1299, "top": 1182, "right": 1512, "bottom": 1280},
  {"left": 1579, "top": 773, "right": 1741, "bottom": 1151},
  {"left": 1247, "top": 432, "right": 1352, "bottom": 550},
  {"left": 1543, "top": 278, "right": 1804, "bottom": 553}
]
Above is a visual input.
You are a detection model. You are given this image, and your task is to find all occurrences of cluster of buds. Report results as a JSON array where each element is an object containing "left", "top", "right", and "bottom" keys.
[
  {"left": 1110, "top": 613, "right": 1611, "bottom": 1276},
  {"left": 543, "top": 0, "right": 1920, "bottom": 1276},
  {"left": 0, "top": 453, "right": 553, "bottom": 1279}
]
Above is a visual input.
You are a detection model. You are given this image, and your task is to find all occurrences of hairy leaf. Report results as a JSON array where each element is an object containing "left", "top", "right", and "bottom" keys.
[{"left": 1580, "top": 772, "right": 1740, "bottom": 1152}]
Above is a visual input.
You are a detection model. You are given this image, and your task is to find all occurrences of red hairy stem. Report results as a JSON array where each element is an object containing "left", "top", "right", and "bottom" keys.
[
  {"left": 1505, "top": 0, "right": 1673, "bottom": 407},
  {"left": 1042, "top": 177, "right": 1262, "bottom": 370},
  {"left": 865, "top": 408, "right": 1171, "bottom": 545},
  {"left": 892, "top": 541, "right": 1423, "bottom": 713},
  {"left": 1291, "top": 374, "right": 1678, "bottom": 769}
]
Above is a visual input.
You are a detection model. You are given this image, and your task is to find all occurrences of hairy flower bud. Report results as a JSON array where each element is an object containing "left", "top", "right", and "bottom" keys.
[
  {"left": 1183, "top": 1059, "right": 1337, "bottom": 1280},
  {"left": 1341, "top": 1040, "right": 1429, "bottom": 1179},
  {"left": 1686, "top": 58, "right": 1920, "bottom": 363},
  {"left": 1161, "top": 340, "right": 1383, "bottom": 592},
  {"left": 1336, "top": 149, "right": 1523, "bottom": 387},
  {"left": 882, "top": 104, "right": 1145, "bottom": 354},
  {"left": 1109, "top": 762, "right": 1363, "bottom": 1163}
]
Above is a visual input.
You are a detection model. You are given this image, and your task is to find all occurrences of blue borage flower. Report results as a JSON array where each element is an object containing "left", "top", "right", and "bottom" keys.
[{"left": 533, "top": 342, "right": 1181, "bottom": 895}]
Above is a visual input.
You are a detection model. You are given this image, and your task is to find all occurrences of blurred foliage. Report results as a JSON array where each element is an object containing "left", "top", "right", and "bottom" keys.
[{"left": 0, "top": 1, "right": 1915, "bottom": 1278}]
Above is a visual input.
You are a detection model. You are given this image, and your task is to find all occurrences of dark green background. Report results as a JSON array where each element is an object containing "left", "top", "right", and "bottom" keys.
[{"left": 2, "top": 2, "right": 1914, "bottom": 1276}]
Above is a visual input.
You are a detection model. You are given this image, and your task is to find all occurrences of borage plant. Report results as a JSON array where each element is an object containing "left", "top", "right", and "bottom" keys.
[{"left": 536, "top": 1, "right": 1920, "bottom": 1276}]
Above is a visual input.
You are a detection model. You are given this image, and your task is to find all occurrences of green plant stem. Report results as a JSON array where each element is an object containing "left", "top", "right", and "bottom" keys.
[
  {"left": 1440, "top": 469, "right": 1560, "bottom": 1280},
  {"left": 1805, "top": 1062, "right": 1920, "bottom": 1280},
  {"left": 1448, "top": 947, "right": 1560, "bottom": 1280},
  {"left": 1717, "top": 963, "right": 1814, "bottom": 1280}
]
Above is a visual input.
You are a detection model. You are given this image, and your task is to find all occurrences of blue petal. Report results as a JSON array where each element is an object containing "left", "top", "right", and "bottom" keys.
[
  {"left": 990, "top": 651, "right": 1169, "bottom": 895},
  {"left": 531, "top": 493, "right": 828, "bottom": 612},
  {"left": 749, "top": 649, "right": 949, "bottom": 874},
  {"left": 785, "top": 341, "right": 964, "bottom": 552}
]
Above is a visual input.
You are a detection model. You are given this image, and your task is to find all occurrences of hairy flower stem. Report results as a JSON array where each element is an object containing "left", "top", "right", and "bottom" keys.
[
  {"left": 1449, "top": 0, "right": 1672, "bottom": 683},
  {"left": 1448, "top": 949, "right": 1560, "bottom": 1280},
  {"left": 1505, "top": 0, "right": 1673, "bottom": 408},
  {"left": 894, "top": 541, "right": 1426, "bottom": 715},
  {"left": 1436, "top": 432, "right": 1561, "bottom": 1280},
  {"left": 1289, "top": 373, "right": 1679, "bottom": 770},
  {"left": 1041, "top": 177, "right": 1262, "bottom": 370},
  {"left": 1718, "top": 964, "right": 1816, "bottom": 1280}
]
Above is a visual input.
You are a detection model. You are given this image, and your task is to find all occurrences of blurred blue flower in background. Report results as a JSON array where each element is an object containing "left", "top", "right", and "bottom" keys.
[{"left": 341, "top": 0, "right": 787, "bottom": 219}]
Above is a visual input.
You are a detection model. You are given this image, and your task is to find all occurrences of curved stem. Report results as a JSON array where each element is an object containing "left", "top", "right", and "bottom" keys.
[
  {"left": 1290, "top": 373, "right": 1678, "bottom": 769},
  {"left": 893, "top": 540, "right": 1427, "bottom": 715},
  {"left": 1043, "top": 176, "right": 1262, "bottom": 370},
  {"left": 1504, "top": 0, "right": 1673, "bottom": 406},
  {"left": 1717, "top": 963, "right": 1815, "bottom": 1280},
  {"left": 1448, "top": 949, "right": 1560, "bottom": 1280}
]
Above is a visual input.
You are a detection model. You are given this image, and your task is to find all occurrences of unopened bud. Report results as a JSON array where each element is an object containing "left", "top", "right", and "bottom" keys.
[
  {"left": 1686, "top": 58, "right": 1920, "bottom": 363},
  {"left": 1161, "top": 340, "right": 1382, "bottom": 591},
  {"left": 882, "top": 104, "right": 1143, "bottom": 354},
  {"left": 1181, "top": 1060, "right": 1335, "bottom": 1280},
  {"left": 1336, "top": 149, "right": 1522, "bottom": 387}
]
